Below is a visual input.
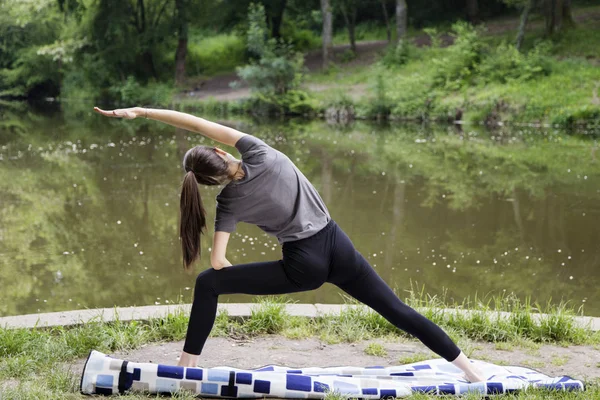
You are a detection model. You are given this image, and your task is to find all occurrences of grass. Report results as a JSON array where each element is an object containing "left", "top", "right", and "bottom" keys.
[
  {"left": 2, "top": 286, "right": 598, "bottom": 398},
  {"left": 320, "top": 384, "right": 600, "bottom": 400},
  {"left": 398, "top": 353, "right": 434, "bottom": 365},
  {"left": 551, "top": 355, "right": 570, "bottom": 367},
  {"left": 185, "top": 6, "right": 600, "bottom": 127},
  {"left": 364, "top": 342, "right": 388, "bottom": 357}
]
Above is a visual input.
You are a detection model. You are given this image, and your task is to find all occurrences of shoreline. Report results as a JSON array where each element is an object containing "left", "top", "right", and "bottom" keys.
[{"left": 2, "top": 303, "right": 599, "bottom": 331}]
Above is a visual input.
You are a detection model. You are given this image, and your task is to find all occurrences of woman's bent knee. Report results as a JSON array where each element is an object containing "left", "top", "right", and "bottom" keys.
[{"left": 194, "top": 268, "right": 217, "bottom": 297}]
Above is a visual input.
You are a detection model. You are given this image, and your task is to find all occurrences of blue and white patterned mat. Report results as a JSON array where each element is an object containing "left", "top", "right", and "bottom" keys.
[{"left": 80, "top": 350, "right": 584, "bottom": 397}]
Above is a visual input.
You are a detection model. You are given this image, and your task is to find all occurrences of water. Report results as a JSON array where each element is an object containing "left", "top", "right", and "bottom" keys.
[{"left": 1, "top": 105, "right": 599, "bottom": 317}]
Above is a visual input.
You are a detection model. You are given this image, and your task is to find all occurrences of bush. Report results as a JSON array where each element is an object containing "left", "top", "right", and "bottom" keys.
[
  {"left": 479, "top": 41, "right": 553, "bottom": 84},
  {"left": 186, "top": 34, "right": 246, "bottom": 77},
  {"left": 381, "top": 39, "right": 415, "bottom": 67},
  {"left": 366, "top": 74, "right": 393, "bottom": 119},
  {"left": 236, "top": 2, "right": 314, "bottom": 115},
  {"left": 237, "top": 49, "right": 304, "bottom": 96},
  {"left": 432, "top": 22, "right": 485, "bottom": 89},
  {"left": 249, "top": 89, "right": 318, "bottom": 116},
  {"left": 109, "top": 76, "right": 174, "bottom": 107},
  {"left": 280, "top": 23, "right": 321, "bottom": 52},
  {"left": 0, "top": 46, "right": 62, "bottom": 98},
  {"left": 423, "top": 27, "right": 442, "bottom": 49}
]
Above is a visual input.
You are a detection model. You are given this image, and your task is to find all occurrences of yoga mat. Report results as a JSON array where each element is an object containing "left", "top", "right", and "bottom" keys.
[{"left": 80, "top": 350, "right": 584, "bottom": 397}]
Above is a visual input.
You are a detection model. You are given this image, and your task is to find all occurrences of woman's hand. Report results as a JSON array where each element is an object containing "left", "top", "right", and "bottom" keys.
[{"left": 94, "top": 106, "right": 144, "bottom": 119}]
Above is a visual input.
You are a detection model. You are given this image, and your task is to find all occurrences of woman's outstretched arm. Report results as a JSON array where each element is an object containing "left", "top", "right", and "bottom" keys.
[{"left": 94, "top": 107, "right": 246, "bottom": 147}]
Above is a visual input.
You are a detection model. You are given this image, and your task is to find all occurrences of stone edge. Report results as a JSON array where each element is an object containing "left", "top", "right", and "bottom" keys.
[{"left": 0, "top": 304, "right": 598, "bottom": 332}]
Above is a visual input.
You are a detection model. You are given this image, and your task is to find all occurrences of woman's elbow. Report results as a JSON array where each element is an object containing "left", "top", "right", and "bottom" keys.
[{"left": 211, "top": 257, "right": 226, "bottom": 270}]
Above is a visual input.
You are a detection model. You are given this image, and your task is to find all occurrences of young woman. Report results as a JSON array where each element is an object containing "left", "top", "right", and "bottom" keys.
[{"left": 94, "top": 106, "right": 485, "bottom": 382}]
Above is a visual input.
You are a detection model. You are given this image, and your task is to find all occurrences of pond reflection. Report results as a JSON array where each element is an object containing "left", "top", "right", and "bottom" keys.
[{"left": 1, "top": 106, "right": 599, "bottom": 317}]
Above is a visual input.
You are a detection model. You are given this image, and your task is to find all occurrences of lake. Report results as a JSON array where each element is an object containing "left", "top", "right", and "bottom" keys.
[{"left": 1, "top": 104, "right": 599, "bottom": 317}]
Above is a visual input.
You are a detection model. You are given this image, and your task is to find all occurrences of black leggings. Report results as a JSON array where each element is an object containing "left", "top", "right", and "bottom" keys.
[{"left": 183, "top": 220, "right": 461, "bottom": 362}]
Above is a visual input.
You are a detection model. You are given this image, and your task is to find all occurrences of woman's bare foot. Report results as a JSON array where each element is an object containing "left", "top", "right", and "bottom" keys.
[
  {"left": 451, "top": 351, "right": 486, "bottom": 382},
  {"left": 464, "top": 370, "right": 486, "bottom": 383}
]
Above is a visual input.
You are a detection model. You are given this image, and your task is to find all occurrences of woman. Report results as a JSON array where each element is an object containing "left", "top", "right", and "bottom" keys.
[{"left": 94, "top": 106, "right": 484, "bottom": 382}]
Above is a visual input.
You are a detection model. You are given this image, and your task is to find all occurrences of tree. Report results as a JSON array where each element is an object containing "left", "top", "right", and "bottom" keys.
[
  {"left": 380, "top": 0, "right": 392, "bottom": 42},
  {"left": 466, "top": 0, "right": 480, "bottom": 23},
  {"left": 504, "top": 0, "right": 576, "bottom": 50},
  {"left": 396, "top": 0, "right": 407, "bottom": 43},
  {"left": 174, "top": 0, "right": 189, "bottom": 85},
  {"left": 265, "top": 0, "right": 288, "bottom": 38},
  {"left": 516, "top": 0, "right": 535, "bottom": 51},
  {"left": 321, "top": 0, "right": 333, "bottom": 68},
  {"left": 544, "top": 0, "right": 575, "bottom": 35},
  {"left": 333, "top": 0, "right": 359, "bottom": 53}
]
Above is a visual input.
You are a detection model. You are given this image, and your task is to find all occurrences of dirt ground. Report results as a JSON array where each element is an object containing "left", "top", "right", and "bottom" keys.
[{"left": 67, "top": 336, "right": 600, "bottom": 383}]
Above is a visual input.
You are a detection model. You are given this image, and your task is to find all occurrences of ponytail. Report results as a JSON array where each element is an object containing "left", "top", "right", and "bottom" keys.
[{"left": 180, "top": 171, "right": 206, "bottom": 270}]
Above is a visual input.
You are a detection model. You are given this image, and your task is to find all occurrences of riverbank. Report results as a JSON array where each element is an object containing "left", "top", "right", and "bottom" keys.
[
  {"left": 172, "top": 5, "right": 600, "bottom": 128},
  {"left": 2, "top": 297, "right": 600, "bottom": 398}
]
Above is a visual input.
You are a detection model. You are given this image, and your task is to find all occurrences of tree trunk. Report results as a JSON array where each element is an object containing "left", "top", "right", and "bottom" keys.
[
  {"left": 175, "top": 38, "right": 187, "bottom": 85},
  {"left": 340, "top": 5, "right": 357, "bottom": 53},
  {"left": 516, "top": 0, "right": 534, "bottom": 51},
  {"left": 174, "top": 0, "right": 188, "bottom": 85},
  {"left": 348, "top": 16, "right": 356, "bottom": 53},
  {"left": 142, "top": 51, "right": 157, "bottom": 79},
  {"left": 321, "top": 0, "right": 333, "bottom": 69},
  {"left": 466, "top": 0, "right": 479, "bottom": 24},
  {"left": 396, "top": 0, "right": 407, "bottom": 43},
  {"left": 269, "top": 0, "right": 287, "bottom": 38},
  {"left": 545, "top": 0, "right": 557, "bottom": 35},
  {"left": 562, "top": 0, "right": 575, "bottom": 27},
  {"left": 380, "top": 0, "right": 392, "bottom": 42}
]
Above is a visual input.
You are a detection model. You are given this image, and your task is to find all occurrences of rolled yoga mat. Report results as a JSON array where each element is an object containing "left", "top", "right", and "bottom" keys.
[{"left": 80, "top": 350, "right": 584, "bottom": 397}]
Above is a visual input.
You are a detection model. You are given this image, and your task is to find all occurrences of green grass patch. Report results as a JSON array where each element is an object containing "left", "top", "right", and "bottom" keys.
[
  {"left": 364, "top": 343, "right": 388, "bottom": 357},
  {"left": 398, "top": 353, "right": 434, "bottom": 365}
]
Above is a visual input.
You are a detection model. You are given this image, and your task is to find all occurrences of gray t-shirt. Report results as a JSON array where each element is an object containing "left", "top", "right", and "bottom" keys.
[{"left": 214, "top": 135, "right": 330, "bottom": 243}]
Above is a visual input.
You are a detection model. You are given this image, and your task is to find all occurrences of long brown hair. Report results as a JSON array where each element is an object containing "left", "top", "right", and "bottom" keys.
[{"left": 180, "top": 146, "right": 229, "bottom": 270}]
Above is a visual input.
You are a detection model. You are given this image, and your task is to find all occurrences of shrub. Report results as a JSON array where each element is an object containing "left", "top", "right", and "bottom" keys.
[
  {"left": 366, "top": 74, "right": 393, "bottom": 119},
  {"left": 381, "top": 39, "right": 414, "bottom": 67},
  {"left": 432, "top": 21, "right": 485, "bottom": 89},
  {"left": 280, "top": 23, "right": 321, "bottom": 52},
  {"left": 423, "top": 27, "right": 442, "bottom": 48},
  {"left": 236, "top": 2, "right": 314, "bottom": 115},
  {"left": 250, "top": 89, "right": 318, "bottom": 116},
  {"left": 186, "top": 34, "right": 246, "bottom": 77},
  {"left": 478, "top": 41, "right": 553, "bottom": 84},
  {"left": 109, "top": 76, "right": 173, "bottom": 107},
  {"left": 0, "top": 46, "right": 62, "bottom": 98}
]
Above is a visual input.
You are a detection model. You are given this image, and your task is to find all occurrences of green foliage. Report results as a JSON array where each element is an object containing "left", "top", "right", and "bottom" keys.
[
  {"left": 479, "top": 41, "right": 553, "bottom": 84},
  {"left": 381, "top": 39, "right": 414, "bottom": 67},
  {"left": 432, "top": 22, "right": 486, "bottom": 89},
  {"left": 0, "top": 0, "right": 63, "bottom": 98},
  {"left": 252, "top": 89, "right": 318, "bottom": 116},
  {"left": 280, "top": 23, "right": 321, "bottom": 52},
  {"left": 109, "top": 76, "right": 174, "bottom": 106},
  {"left": 339, "top": 49, "right": 357, "bottom": 63},
  {"left": 236, "top": 2, "right": 314, "bottom": 115},
  {"left": 0, "top": 46, "right": 61, "bottom": 98},
  {"left": 187, "top": 34, "right": 246, "bottom": 76},
  {"left": 364, "top": 342, "right": 387, "bottom": 357},
  {"left": 244, "top": 296, "right": 290, "bottom": 334},
  {"left": 366, "top": 74, "right": 393, "bottom": 119},
  {"left": 332, "top": 21, "right": 390, "bottom": 45},
  {"left": 423, "top": 27, "right": 442, "bottom": 48}
]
